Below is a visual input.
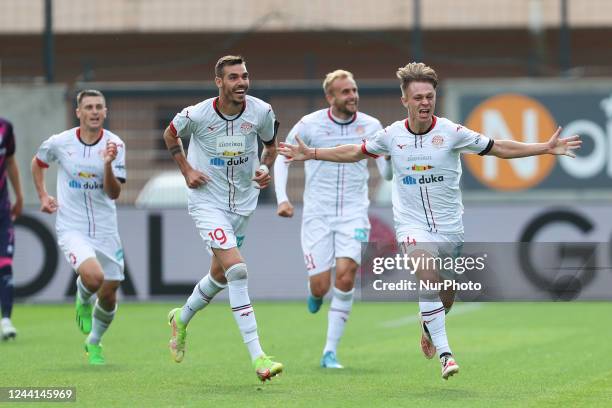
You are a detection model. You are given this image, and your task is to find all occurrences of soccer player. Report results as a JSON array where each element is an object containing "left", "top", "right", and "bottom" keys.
[
  {"left": 163, "top": 55, "right": 283, "bottom": 382},
  {"left": 278, "top": 62, "right": 581, "bottom": 380},
  {"left": 31, "top": 90, "right": 127, "bottom": 365},
  {"left": 0, "top": 118, "right": 24, "bottom": 340},
  {"left": 274, "top": 70, "right": 392, "bottom": 368}
]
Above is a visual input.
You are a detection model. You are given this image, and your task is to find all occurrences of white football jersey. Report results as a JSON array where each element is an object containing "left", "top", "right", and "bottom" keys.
[
  {"left": 363, "top": 116, "right": 493, "bottom": 233},
  {"left": 285, "top": 109, "right": 383, "bottom": 217},
  {"left": 35, "top": 128, "right": 126, "bottom": 237},
  {"left": 171, "top": 95, "right": 276, "bottom": 216}
]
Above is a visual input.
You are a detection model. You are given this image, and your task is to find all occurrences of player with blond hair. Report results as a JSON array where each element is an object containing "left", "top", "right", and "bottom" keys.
[{"left": 275, "top": 69, "right": 392, "bottom": 368}]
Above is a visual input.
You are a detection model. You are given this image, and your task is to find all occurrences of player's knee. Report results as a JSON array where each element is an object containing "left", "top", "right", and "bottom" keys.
[
  {"left": 309, "top": 278, "right": 330, "bottom": 298},
  {"left": 225, "top": 262, "right": 248, "bottom": 282},
  {"left": 81, "top": 273, "right": 103, "bottom": 291},
  {"left": 335, "top": 273, "right": 355, "bottom": 292}
]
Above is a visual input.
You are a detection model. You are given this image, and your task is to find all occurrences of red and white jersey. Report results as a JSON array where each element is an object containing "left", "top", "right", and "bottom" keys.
[
  {"left": 363, "top": 116, "right": 493, "bottom": 233},
  {"left": 283, "top": 109, "right": 383, "bottom": 217},
  {"left": 170, "top": 95, "right": 277, "bottom": 216},
  {"left": 35, "top": 128, "right": 126, "bottom": 237}
]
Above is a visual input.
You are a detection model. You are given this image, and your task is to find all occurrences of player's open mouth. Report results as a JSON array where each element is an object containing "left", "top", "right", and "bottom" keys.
[{"left": 234, "top": 89, "right": 246, "bottom": 95}]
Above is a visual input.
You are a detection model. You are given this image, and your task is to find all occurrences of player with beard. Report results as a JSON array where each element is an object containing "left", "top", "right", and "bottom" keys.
[
  {"left": 274, "top": 70, "right": 392, "bottom": 368},
  {"left": 164, "top": 55, "right": 283, "bottom": 382}
]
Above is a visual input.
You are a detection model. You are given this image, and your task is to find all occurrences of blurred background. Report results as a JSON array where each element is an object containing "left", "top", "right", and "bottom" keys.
[{"left": 2, "top": 0, "right": 611, "bottom": 301}]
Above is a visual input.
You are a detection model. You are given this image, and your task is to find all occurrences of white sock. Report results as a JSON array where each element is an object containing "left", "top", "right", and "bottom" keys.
[
  {"left": 419, "top": 300, "right": 451, "bottom": 357},
  {"left": 228, "top": 275, "right": 263, "bottom": 361},
  {"left": 76, "top": 276, "right": 94, "bottom": 304},
  {"left": 180, "top": 273, "right": 226, "bottom": 325},
  {"left": 87, "top": 300, "right": 116, "bottom": 345},
  {"left": 323, "top": 287, "right": 354, "bottom": 355}
]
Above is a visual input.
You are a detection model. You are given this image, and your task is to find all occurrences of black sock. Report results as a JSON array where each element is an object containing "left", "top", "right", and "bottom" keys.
[{"left": 0, "top": 265, "right": 14, "bottom": 318}]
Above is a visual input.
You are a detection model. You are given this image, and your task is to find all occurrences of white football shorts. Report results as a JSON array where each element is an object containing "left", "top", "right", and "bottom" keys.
[
  {"left": 301, "top": 214, "right": 370, "bottom": 276},
  {"left": 396, "top": 228, "right": 464, "bottom": 258},
  {"left": 57, "top": 231, "right": 125, "bottom": 281},
  {"left": 189, "top": 205, "right": 249, "bottom": 254}
]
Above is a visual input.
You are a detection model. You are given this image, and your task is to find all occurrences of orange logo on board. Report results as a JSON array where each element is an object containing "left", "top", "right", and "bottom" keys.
[{"left": 463, "top": 94, "right": 557, "bottom": 191}]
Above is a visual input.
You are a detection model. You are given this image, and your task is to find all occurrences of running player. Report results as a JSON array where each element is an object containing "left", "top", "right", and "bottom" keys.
[
  {"left": 274, "top": 70, "right": 392, "bottom": 368},
  {"left": 32, "top": 90, "right": 127, "bottom": 365},
  {"left": 278, "top": 62, "right": 581, "bottom": 380},
  {"left": 163, "top": 55, "right": 283, "bottom": 382}
]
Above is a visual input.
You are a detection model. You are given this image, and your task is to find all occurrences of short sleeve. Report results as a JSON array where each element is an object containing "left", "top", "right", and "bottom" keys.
[
  {"left": 258, "top": 106, "right": 277, "bottom": 144},
  {"left": 35, "top": 135, "right": 59, "bottom": 167},
  {"left": 285, "top": 119, "right": 308, "bottom": 146},
  {"left": 454, "top": 125, "right": 494, "bottom": 155},
  {"left": 364, "top": 120, "right": 384, "bottom": 141},
  {"left": 363, "top": 128, "right": 391, "bottom": 157},
  {"left": 170, "top": 106, "right": 195, "bottom": 138},
  {"left": 113, "top": 140, "right": 127, "bottom": 182}
]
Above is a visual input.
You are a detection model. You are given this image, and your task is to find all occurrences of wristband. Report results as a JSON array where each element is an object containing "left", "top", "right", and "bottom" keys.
[{"left": 258, "top": 164, "right": 269, "bottom": 175}]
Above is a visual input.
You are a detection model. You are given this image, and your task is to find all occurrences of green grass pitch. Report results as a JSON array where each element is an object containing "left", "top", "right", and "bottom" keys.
[{"left": 2, "top": 302, "right": 611, "bottom": 407}]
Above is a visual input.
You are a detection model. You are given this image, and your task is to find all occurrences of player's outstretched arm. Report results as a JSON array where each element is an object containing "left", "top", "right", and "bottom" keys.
[
  {"left": 163, "top": 126, "right": 209, "bottom": 189},
  {"left": 279, "top": 136, "right": 366, "bottom": 163},
  {"left": 31, "top": 156, "right": 58, "bottom": 214},
  {"left": 489, "top": 127, "right": 581, "bottom": 159}
]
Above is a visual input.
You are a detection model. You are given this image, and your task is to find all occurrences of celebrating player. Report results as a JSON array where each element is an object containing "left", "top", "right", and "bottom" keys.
[
  {"left": 164, "top": 55, "right": 283, "bottom": 382},
  {"left": 0, "top": 118, "right": 24, "bottom": 340},
  {"left": 278, "top": 62, "right": 581, "bottom": 379},
  {"left": 274, "top": 70, "right": 392, "bottom": 368},
  {"left": 32, "top": 90, "right": 127, "bottom": 365}
]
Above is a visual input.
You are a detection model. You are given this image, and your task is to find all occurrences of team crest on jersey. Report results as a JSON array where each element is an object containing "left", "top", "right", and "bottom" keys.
[
  {"left": 355, "top": 125, "right": 365, "bottom": 135},
  {"left": 432, "top": 135, "right": 444, "bottom": 147},
  {"left": 240, "top": 122, "right": 254, "bottom": 135}
]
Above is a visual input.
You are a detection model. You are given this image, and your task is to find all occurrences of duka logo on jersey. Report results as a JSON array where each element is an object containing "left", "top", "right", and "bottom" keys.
[
  {"left": 209, "top": 156, "right": 249, "bottom": 167},
  {"left": 402, "top": 174, "right": 444, "bottom": 185},
  {"left": 463, "top": 94, "right": 556, "bottom": 191}
]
